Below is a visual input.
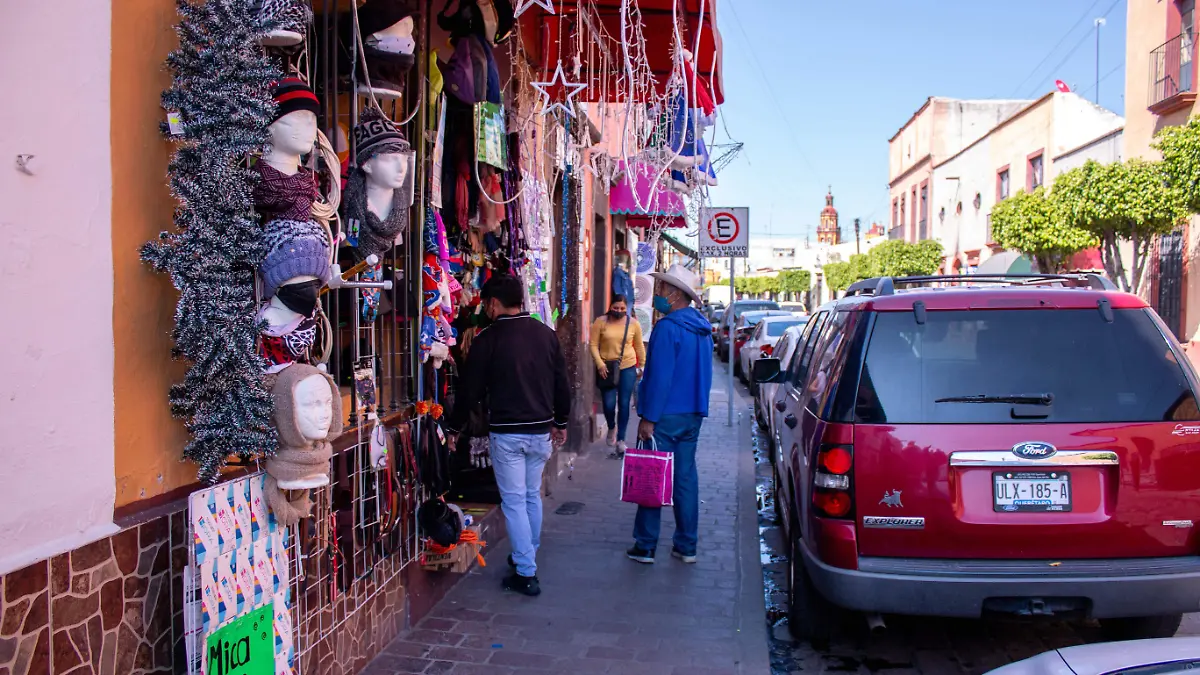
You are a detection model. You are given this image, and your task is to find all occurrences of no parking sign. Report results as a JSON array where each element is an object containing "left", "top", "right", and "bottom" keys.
[{"left": 699, "top": 207, "right": 749, "bottom": 258}]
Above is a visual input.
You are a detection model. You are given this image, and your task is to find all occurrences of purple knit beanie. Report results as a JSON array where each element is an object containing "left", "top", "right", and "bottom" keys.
[{"left": 261, "top": 219, "right": 332, "bottom": 298}]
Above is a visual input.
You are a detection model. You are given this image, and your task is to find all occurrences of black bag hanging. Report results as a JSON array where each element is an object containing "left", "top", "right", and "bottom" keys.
[{"left": 597, "top": 317, "right": 631, "bottom": 391}]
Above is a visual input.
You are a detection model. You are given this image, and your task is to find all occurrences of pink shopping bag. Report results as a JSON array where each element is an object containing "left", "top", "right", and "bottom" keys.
[{"left": 620, "top": 440, "right": 674, "bottom": 508}]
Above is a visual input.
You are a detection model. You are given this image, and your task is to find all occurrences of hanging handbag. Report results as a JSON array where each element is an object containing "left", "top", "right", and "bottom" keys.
[
  {"left": 597, "top": 316, "right": 631, "bottom": 391},
  {"left": 619, "top": 438, "right": 674, "bottom": 508}
]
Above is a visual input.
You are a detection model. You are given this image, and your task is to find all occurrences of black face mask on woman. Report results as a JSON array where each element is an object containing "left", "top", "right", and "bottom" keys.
[
  {"left": 608, "top": 309, "right": 625, "bottom": 319},
  {"left": 275, "top": 279, "right": 322, "bottom": 317}
]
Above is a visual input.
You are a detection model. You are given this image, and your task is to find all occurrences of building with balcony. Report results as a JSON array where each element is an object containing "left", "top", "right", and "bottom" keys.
[
  {"left": 930, "top": 92, "right": 1123, "bottom": 274},
  {"left": 888, "top": 97, "right": 1032, "bottom": 244},
  {"left": 1125, "top": 0, "right": 1200, "bottom": 345}
]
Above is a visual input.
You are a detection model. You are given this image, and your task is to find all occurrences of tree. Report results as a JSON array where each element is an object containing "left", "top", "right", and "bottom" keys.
[
  {"left": 823, "top": 261, "right": 853, "bottom": 292},
  {"left": 777, "top": 269, "right": 811, "bottom": 300},
  {"left": 868, "top": 239, "right": 944, "bottom": 277},
  {"left": 140, "top": 0, "right": 283, "bottom": 483},
  {"left": 1154, "top": 115, "right": 1200, "bottom": 212},
  {"left": 991, "top": 187, "right": 1095, "bottom": 274},
  {"left": 1052, "top": 159, "right": 1187, "bottom": 293}
]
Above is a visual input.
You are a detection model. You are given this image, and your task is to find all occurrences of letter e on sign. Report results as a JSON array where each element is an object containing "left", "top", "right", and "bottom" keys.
[{"left": 699, "top": 207, "right": 750, "bottom": 259}]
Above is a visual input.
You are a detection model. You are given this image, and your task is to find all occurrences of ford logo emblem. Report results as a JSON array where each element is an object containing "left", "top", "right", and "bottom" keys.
[{"left": 1012, "top": 441, "right": 1057, "bottom": 460}]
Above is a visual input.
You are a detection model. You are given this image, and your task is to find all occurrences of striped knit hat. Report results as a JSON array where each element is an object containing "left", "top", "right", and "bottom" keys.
[
  {"left": 353, "top": 107, "right": 410, "bottom": 166},
  {"left": 271, "top": 77, "right": 321, "bottom": 123}
]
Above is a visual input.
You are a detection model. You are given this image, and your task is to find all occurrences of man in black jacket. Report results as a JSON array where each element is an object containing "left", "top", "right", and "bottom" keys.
[{"left": 448, "top": 275, "right": 569, "bottom": 596}]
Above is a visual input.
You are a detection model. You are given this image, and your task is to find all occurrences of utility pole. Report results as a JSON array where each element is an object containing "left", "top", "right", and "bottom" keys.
[
  {"left": 1094, "top": 17, "right": 1107, "bottom": 104},
  {"left": 854, "top": 218, "right": 861, "bottom": 255}
]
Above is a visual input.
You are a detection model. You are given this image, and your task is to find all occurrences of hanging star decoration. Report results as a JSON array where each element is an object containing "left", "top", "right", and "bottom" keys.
[
  {"left": 514, "top": 0, "right": 555, "bottom": 18},
  {"left": 531, "top": 61, "right": 587, "bottom": 117}
]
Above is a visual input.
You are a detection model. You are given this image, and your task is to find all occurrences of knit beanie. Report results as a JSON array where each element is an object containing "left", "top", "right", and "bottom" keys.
[
  {"left": 261, "top": 219, "right": 333, "bottom": 298},
  {"left": 353, "top": 107, "right": 410, "bottom": 166},
  {"left": 270, "top": 77, "right": 321, "bottom": 123}
]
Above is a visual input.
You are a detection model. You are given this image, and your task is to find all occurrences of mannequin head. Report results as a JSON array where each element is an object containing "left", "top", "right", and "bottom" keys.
[
  {"left": 294, "top": 373, "right": 335, "bottom": 440},
  {"left": 267, "top": 110, "right": 318, "bottom": 159},
  {"left": 362, "top": 152, "right": 411, "bottom": 190}
]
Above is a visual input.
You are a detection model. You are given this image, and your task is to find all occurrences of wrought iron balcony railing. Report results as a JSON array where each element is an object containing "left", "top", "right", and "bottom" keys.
[{"left": 1149, "top": 33, "right": 1197, "bottom": 113}]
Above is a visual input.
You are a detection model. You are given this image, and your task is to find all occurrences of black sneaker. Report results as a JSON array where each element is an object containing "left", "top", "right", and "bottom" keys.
[
  {"left": 626, "top": 546, "right": 656, "bottom": 564},
  {"left": 507, "top": 554, "right": 516, "bottom": 568},
  {"left": 502, "top": 572, "right": 541, "bottom": 596}
]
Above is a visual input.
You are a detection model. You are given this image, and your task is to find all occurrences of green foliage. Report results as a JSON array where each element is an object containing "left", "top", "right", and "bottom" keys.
[
  {"left": 1154, "top": 116, "right": 1200, "bottom": 213},
  {"left": 823, "top": 241, "right": 942, "bottom": 293},
  {"left": 868, "top": 239, "right": 944, "bottom": 277},
  {"left": 991, "top": 187, "right": 1095, "bottom": 275},
  {"left": 1052, "top": 159, "right": 1186, "bottom": 292},
  {"left": 777, "top": 269, "right": 811, "bottom": 295},
  {"left": 823, "top": 261, "right": 853, "bottom": 292}
]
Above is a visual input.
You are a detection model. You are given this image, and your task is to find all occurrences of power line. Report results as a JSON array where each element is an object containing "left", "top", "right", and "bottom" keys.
[
  {"left": 1024, "top": 0, "right": 1124, "bottom": 99},
  {"left": 1006, "top": 0, "right": 1103, "bottom": 97},
  {"left": 1077, "top": 61, "right": 1125, "bottom": 97},
  {"left": 723, "top": 0, "right": 819, "bottom": 176}
]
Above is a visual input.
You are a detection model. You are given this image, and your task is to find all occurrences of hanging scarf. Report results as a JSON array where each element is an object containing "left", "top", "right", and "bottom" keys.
[{"left": 344, "top": 168, "right": 409, "bottom": 261}]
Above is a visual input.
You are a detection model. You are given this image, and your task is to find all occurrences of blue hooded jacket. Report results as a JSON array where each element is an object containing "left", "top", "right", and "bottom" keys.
[{"left": 638, "top": 306, "right": 714, "bottom": 422}]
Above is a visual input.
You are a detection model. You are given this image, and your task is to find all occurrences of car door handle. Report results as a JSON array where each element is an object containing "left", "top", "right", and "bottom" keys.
[
  {"left": 784, "top": 414, "right": 798, "bottom": 429},
  {"left": 775, "top": 401, "right": 787, "bottom": 412}
]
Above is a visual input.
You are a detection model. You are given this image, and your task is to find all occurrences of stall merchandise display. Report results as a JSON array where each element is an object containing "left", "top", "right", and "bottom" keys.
[{"left": 263, "top": 364, "right": 343, "bottom": 526}]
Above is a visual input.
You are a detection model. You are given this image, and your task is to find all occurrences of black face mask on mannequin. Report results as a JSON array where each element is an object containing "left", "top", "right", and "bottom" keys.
[{"left": 275, "top": 279, "right": 322, "bottom": 317}]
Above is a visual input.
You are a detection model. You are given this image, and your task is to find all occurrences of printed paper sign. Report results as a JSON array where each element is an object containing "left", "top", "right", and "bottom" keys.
[{"left": 206, "top": 603, "right": 274, "bottom": 675}]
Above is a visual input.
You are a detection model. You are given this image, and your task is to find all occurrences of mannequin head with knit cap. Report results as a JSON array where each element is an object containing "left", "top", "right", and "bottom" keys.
[{"left": 263, "top": 78, "right": 322, "bottom": 175}]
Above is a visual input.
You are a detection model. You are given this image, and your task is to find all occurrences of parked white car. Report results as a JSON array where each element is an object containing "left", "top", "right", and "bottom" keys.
[
  {"left": 986, "top": 637, "right": 1200, "bottom": 675},
  {"left": 740, "top": 315, "right": 807, "bottom": 390},
  {"left": 753, "top": 324, "right": 806, "bottom": 445}
]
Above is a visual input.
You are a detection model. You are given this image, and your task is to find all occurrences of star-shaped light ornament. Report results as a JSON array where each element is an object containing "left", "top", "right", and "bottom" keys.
[
  {"left": 531, "top": 61, "right": 588, "bottom": 117},
  {"left": 514, "top": 0, "right": 555, "bottom": 17}
]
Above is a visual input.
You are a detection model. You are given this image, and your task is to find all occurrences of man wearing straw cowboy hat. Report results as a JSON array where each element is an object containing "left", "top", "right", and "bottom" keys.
[{"left": 627, "top": 263, "right": 714, "bottom": 565}]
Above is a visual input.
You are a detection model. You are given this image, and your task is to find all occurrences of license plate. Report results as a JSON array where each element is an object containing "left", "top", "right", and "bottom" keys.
[{"left": 992, "top": 471, "right": 1071, "bottom": 513}]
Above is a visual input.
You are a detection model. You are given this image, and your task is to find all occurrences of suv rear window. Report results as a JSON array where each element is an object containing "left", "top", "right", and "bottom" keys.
[
  {"left": 734, "top": 302, "right": 779, "bottom": 317},
  {"left": 855, "top": 309, "right": 1200, "bottom": 424}
]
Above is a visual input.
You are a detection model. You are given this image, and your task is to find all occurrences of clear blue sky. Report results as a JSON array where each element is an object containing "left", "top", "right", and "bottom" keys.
[{"left": 706, "top": 0, "right": 1128, "bottom": 241}]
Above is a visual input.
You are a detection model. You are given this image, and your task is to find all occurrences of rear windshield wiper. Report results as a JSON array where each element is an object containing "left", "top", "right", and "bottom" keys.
[{"left": 935, "top": 393, "right": 1054, "bottom": 405}]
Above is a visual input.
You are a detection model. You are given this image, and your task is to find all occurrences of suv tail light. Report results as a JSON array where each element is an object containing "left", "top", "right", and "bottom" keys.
[
  {"left": 813, "top": 436, "right": 854, "bottom": 519},
  {"left": 760, "top": 344, "right": 773, "bottom": 356}
]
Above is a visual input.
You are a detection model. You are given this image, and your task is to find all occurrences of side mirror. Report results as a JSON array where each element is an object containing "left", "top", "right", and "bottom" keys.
[{"left": 752, "top": 357, "right": 782, "bottom": 384}]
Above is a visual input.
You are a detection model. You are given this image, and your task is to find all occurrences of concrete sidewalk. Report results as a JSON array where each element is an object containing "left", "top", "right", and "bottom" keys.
[{"left": 364, "top": 384, "right": 769, "bottom": 674}]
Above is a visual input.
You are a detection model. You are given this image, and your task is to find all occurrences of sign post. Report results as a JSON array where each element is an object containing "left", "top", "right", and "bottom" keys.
[{"left": 699, "top": 207, "right": 749, "bottom": 427}]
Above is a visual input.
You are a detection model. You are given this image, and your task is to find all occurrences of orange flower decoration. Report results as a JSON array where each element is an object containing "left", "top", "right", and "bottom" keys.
[
  {"left": 431, "top": 403, "right": 444, "bottom": 419},
  {"left": 415, "top": 401, "right": 431, "bottom": 415}
]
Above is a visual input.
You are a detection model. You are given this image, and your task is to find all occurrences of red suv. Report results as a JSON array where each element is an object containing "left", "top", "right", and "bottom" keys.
[{"left": 753, "top": 274, "right": 1200, "bottom": 644}]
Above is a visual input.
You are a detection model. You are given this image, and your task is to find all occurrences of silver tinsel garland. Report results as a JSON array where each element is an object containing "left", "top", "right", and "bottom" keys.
[{"left": 142, "top": 0, "right": 287, "bottom": 483}]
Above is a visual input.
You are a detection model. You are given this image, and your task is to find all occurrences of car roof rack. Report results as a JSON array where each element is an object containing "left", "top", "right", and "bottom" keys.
[{"left": 842, "top": 273, "right": 1116, "bottom": 297}]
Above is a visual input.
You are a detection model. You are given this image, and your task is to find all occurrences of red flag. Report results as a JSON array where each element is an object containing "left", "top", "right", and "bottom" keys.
[{"left": 1055, "top": 79, "right": 1071, "bottom": 93}]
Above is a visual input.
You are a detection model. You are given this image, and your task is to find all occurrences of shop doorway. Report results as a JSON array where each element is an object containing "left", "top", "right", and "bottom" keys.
[
  {"left": 1158, "top": 230, "right": 1185, "bottom": 339},
  {"left": 593, "top": 215, "right": 609, "bottom": 318}
]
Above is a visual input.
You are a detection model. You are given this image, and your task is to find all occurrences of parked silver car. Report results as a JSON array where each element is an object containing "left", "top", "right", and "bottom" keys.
[
  {"left": 740, "top": 315, "right": 807, "bottom": 390},
  {"left": 754, "top": 324, "right": 806, "bottom": 446}
]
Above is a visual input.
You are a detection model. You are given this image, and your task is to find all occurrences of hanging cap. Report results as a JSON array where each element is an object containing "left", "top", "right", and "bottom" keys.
[{"left": 353, "top": 107, "right": 410, "bottom": 166}]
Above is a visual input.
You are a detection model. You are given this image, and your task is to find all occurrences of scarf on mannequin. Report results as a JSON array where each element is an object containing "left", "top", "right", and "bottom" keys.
[{"left": 345, "top": 168, "right": 409, "bottom": 262}]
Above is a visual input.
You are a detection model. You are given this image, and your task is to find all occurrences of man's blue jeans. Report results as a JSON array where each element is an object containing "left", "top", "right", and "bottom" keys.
[
  {"left": 601, "top": 366, "right": 637, "bottom": 442},
  {"left": 632, "top": 414, "right": 703, "bottom": 555},
  {"left": 490, "top": 433, "right": 553, "bottom": 577}
]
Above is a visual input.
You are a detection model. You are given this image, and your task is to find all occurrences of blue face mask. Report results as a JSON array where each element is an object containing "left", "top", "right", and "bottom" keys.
[{"left": 653, "top": 294, "right": 673, "bottom": 315}]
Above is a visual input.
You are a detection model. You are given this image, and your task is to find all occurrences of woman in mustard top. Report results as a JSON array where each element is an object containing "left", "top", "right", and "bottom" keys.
[{"left": 590, "top": 295, "right": 646, "bottom": 456}]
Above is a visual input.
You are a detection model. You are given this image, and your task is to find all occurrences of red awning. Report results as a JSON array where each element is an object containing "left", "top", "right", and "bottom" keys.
[{"left": 517, "top": 0, "right": 724, "bottom": 105}]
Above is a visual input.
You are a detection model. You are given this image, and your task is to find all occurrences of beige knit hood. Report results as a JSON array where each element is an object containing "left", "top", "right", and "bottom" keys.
[{"left": 264, "top": 363, "right": 343, "bottom": 526}]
